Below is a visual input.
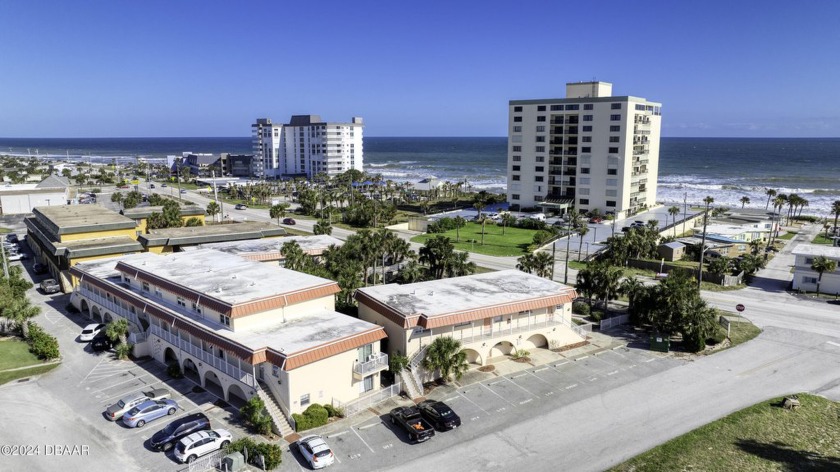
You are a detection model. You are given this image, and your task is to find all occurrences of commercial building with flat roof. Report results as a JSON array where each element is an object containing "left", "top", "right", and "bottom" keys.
[
  {"left": 792, "top": 244, "right": 840, "bottom": 295},
  {"left": 356, "top": 270, "right": 584, "bottom": 399},
  {"left": 70, "top": 249, "right": 387, "bottom": 437},
  {"left": 0, "top": 175, "right": 71, "bottom": 215},
  {"left": 121, "top": 204, "right": 207, "bottom": 234},
  {"left": 195, "top": 234, "right": 343, "bottom": 263},
  {"left": 137, "top": 221, "right": 286, "bottom": 253},
  {"left": 508, "top": 81, "right": 662, "bottom": 219}
]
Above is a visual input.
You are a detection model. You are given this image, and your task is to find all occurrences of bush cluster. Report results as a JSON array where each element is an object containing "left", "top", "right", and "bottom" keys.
[
  {"left": 707, "top": 325, "right": 727, "bottom": 345},
  {"left": 167, "top": 362, "right": 183, "bottom": 379},
  {"left": 292, "top": 404, "right": 330, "bottom": 431},
  {"left": 26, "top": 321, "right": 60, "bottom": 360},
  {"left": 572, "top": 301, "right": 590, "bottom": 316},
  {"left": 323, "top": 403, "right": 344, "bottom": 418},
  {"left": 225, "top": 437, "right": 283, "bottom": 470},
  {"left": 241, "top": 396, "right": 272, "bottom": 435},
  {"left": 516, "top": 218, "right": 547, "bottom": 230}
]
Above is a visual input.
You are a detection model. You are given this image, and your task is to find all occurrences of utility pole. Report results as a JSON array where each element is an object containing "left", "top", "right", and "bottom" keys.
[
  {"left": 176, "top": 160, "right": 183, "bottom": 202},
  {"left": 551, "top": 243, "right": 556, "bottom": 279},
  {"left": 564, "top": 219, "right": 572, "bottom": 284},
  {"left": 683, "top": 192, "right": 688, "bottom": 235},
  {"left": 698, "top": 196, "right": 713, "bottom": 290},
  {"left": 211, "top": 170, "right": 223, "bottom": 223}
]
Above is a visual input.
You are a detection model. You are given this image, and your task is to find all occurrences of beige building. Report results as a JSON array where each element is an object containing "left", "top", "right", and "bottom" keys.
[
  {"left": 792, "top": 244, "right": 840, "bottom": 295},
  {"left": 70, "top": 249, "right": 387, "bottom": 436},
  {"left": 356, "top": 270, "right": 584, "bottom": 399},
  {"left": 507, "top": 81, "right": 662, "bottom": 218},
  {"left": 194, "top": 234, "right": 344, "bottom": 264}
]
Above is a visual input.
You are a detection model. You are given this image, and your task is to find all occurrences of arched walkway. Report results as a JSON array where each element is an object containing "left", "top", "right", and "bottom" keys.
[
  {"left": 104, "top": 312, "right": 113, "bottom": 323},
  {"left": 183, "top": 358, "right": 201, "bottom": 385},
  {"left": 489, "top": 341, "right": 515, "bottom": 358},
  {"left": 164, "top": 347, "right": 178, "bottom": 365},
  {"left": 203, "top": 371, "right": 224, "bottom": 399},
  {"left": 227, "top": 384, "right": 248, "bottom": 408},
  {"left": 523, "top": 334, "right": 548, "bottom": 350},
  {"left": 80, "top": 300, "right": 90, "bottom": 317},
  {"left": 91, "top": 306, "right": 102, "bottom": 323},
  {"left": 462, "top": 348, "right": 483, "bottom": 365}
]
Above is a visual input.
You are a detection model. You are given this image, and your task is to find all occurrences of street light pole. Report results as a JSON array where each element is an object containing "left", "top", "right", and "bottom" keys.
[{"left": 564, "top": 219, "right": 572, "bottom": 284}]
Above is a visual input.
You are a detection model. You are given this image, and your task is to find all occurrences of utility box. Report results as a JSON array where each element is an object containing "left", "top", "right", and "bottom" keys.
[
  {"left": 221, "top": 452, "right": 245, "bottom": 472},
  {"left": 650, "top": 333, "right": 670, "bottom": 352}
]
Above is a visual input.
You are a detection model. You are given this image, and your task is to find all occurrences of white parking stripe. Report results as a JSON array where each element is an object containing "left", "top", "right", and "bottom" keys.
[
  {"left": 456, "top": 390, "right": 489, "bottom": 414},
  {"left": 351, "top": 426, "right": 376, "bottom": 453},
  {"left": 79, "top": 356, "right": 110, "bottom": 384},
  {"left": 480, "top": 382, "right": 516, "bottom": 406},
  {"left": 526, "top": 370, "right": 552, "bottom": 385},
  {"left": 504, "top": 376, "right": 538, "bottom": 398}
]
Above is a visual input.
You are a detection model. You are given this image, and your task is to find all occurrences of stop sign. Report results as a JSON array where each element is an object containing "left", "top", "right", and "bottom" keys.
[{"left": 736, "top": 304, "right": 745, "bottom": 312}]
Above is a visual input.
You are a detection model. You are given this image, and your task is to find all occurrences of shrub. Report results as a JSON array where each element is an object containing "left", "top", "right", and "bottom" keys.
[
  {"left": 226, "top": 437, "right": 283, "bottom": 470},
  {"left": 241, "top": 396, "right": 270, "bottom": 434},
  {"left": 511, "top": 349, "right": 530, "bottom": 360},
  {"left": 707, "top": 325, "right": 727, "bottom": 345},
  {"left": 590, "top": 310, "right": 604, "bottom": 322},
  {"left": 572, "top": 301, "right": 590, "bottom": 316},
  {"left": 167, "top": 363, "right": 183, "bottom": 379},
  {"left": 26, "top": 322, "right": 60, "bottom": 360},
  {"left": 323, "top": 403, "right": 341, "bottom": 418},
  {"left": 293, "top": 403, "right": 330, "bottom": 431},
  {"left": 532, "top": 230, "right": 553, "bottom": 247},
  {"left": 90, "top": 188, "right": 101, "bottom": 193},
  {"left": 683, "top": 329, "right": 707, "bottom": 352},
  {"left": 516, "top": 218, "right": 546, "bottom": 230},
  {"left": 389, "top": 353, "right": 409, "bottom": 374},
  {"left": 114, "top": 342, "right": 132, "bottom": 360}
]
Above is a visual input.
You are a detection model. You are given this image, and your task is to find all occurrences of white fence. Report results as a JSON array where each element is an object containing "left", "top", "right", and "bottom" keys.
[
  {"left": 599, "top": 314, "right": 630, "bottom": 331},
  {"left": 334, "top": 382, "right": 402, "bottom": 418}
]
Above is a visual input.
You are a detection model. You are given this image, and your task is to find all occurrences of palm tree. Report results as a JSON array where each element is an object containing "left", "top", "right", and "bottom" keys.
[
  {"left": 765, "top": 189, "right": 777, "bottom": 210},
  {"left": 532, "top": 251, "right": 554, "bottom": 278},
  {"left": 739, "top": 196, "right": 750, "bottom": 208},
  {"left": 516, "top": 253, "right": 535, "bottom": 274},
  {"left": 832, "top": 200, "right": 840, "bottom": 238},
  {"left": 422, "top": 336, "right": 469, "bottom": 382},
  {"left": 313, "top": 219, "right": 332, "bottom": 235},
  {"left": 577, "top": 223, "right": 589, "bottom": 261},
  {"left": 668, "top": 206, "right": 680, "bottom": 230},
  {"left": 698, "top": 196, "right": 714, "bottom": 289},
  {"left": 269, "top": 203, "right": 290, "bottom": 226},
  {"left": 206, "top": 201, "right": 220, "bottom": 223},
  {"left": 453, "top": 216, "right": 466, "bottom": 242},
  {"left": 281, "top": 240, "right": 308, "bottom": 272},
  {"left": 106, "top": 318, "right": 129, "bottom": 346},
  {"left": 810, "top": 256, "right": 838, "bottom": 296},
  {"left": 500, "top": 213, "right": 516, "bottom": 236},
  {"left": 619, "top": 277, "right": 646, "bottom": 323}
]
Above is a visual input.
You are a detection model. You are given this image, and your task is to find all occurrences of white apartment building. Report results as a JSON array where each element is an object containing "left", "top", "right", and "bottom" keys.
[
  {"left": 507, "top": 81, "right": 662, "bottom": 219},
  {"left": 70, "top": 249, "right": 387, "bottom": 436},
  {"left": 252, "top": 115, "right": 364, "bottom": 179},
  {"left": 791, "top": 244, "right": 840, "bottom": 295}
]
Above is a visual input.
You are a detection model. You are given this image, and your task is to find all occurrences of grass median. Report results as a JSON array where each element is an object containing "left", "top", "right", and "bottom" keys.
[
  {"left": 0, "top": 338, "right": 60, "bottom": 385},
  {"left": 610, "top": 394, "right": 840, "bottom": 471},
  {"left": 411, "top": 222, "right": 539, "bottom": 256}
]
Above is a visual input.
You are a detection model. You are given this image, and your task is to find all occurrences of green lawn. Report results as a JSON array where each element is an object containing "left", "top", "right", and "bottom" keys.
[
  {"left": 727, "top": 318, "right": 762, "bottom": 348},
  {"left": 777, "top": 231, "right": 798, "bottom": 240},
  {"left": 0, "top": 338, "right": 43, "bottom": 371},
  {"left": 610, "top": 394, "right": 839, "bottom": 472},
  {"left": 701, "top": 281, "right": 747, "bottom": 292},
  {"left": 812, "top": 233, "right": 835, "bottom": 245},
  {"left": 0, "top": 227, "right": 11, "bottom": 234},
  {"left": 0, "top": 363, "right": 59, "bottom": 385},
  {"left": 411, "top": 222, "right": 539, "bottom": 256}
]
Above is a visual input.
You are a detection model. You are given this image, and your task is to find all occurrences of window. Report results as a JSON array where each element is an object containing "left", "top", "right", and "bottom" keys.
[
  {"left": 582, "top": 147, "right": 591, "bottom": 153},
  {"left": 122, "top": 275, "right": 131, "bottom": 285},
  {"left": 512, "top": 175, "right": 520, "bottom": 181},
  {"left": 550, "top": 105, "right": 563, "bottom": 111},
  {"left": 512, "top": 146, "right": 521, "bottom": 152},
  {"left": 636, "top": 104, "right": 646, "bottom": 111},
  {"left": 155, "top": 287, "right": 162, "bottom": 297},
  {"left": 606, "top": 189, "right": 618, "bottom": 197},
  {"left": 607, "top": 179, "right": 618, "bottom": 186},
  {"left": 511, "top": 194, "right": 520, "bottom": 200},
  {"left": 219, "top": 314, "right": 230, "bottom": 327},
  {"left": 300, "top": 394, "right": 310, "bottom": 407},
  {"left": 579, "top": 198, "right": 589, "bottom": 205},
  {"left": 579, "top": 178, "right": 591, "bottom": 186},
  {"left": 611, "top": 103, "right": 622, "bottom": 109},
  {"left": 609, "top": 147, "right": 620, "bottom": 154},
  {"left": 513, "top": 116, "right": 522, "bottom": 122},
  {"left": 535, "top": 176, "right": 544, "bottom": 182},
  {"left": 513, "top": 126, "right": 522, "bottom": 132},
  {"left": 142, "top": 281, "right": 149, "bottom": 292},
  {"left": 606, "top": 200, "right": 616, "bottom": 207},
  {"left": 610, "top": 125, "right": 621, "bottom": 132},
  {"left": 803, "top": 276, "right": 818, "bottom": 284},
  {"left": 537, "top": 105, "right": 546, "bottom": 111},
  {"left": 535, "top": 146, "right": 545, "bottom": 152},
  {"left": 610, "top": 114, "right": 621, "bottom": 121},
  {"left": 272, "top": 364, "right": 280, "bottom": 377},
  {"left": 607, "top": 168, "right": 618, "bottom": 175},
  {"left": 582, "top": 125, "right": 593, "bottom": 132},
  {"left": 582, "top": 136, "right": 592, "bottom": 143},
  {"left": 580, "top": 168, "right": 590, "bottom": 174},
  {"left": 535, "top": 166, "right": 544, "bottom": 172},
  {"left": 514, "top": 106, "right": 522, "bottom": 112},
  {"left": 534, "top": 195, "right": 544, "bottom": 202},
  {"left": 584, "top": 104, "right": 594, "bottom": 110},
  {"left": 536, "top": 136, "right": 545, "bottom": 142},
  {"left": 512, "top": 165, "right": 520, "bottom": 171},
  {"left": 177, "top": 296, "right": 186, "bottom": 307},
  {"left": 513, "top": 155, "right": 521, "bottom": 161},
  {"left": 191, "top": 302, "right": 202, "bottom": 314},
  {"left": 565, "top": 104, "right": 579, "bottom": 110},
  {"left": 536, "top": 156, "right": 544, "bottom": 162},
  {"left": 536, "top": 125, "right": 545, "bottom": 132},
  {"left": 537, "top": 116, "right": 546, "bottom": 122},
  {"left": 609, "top": 136, "right": 620, "bottom": 143},
  {"left": 583, "top": 115, "right": 593, "bottom": 121}
]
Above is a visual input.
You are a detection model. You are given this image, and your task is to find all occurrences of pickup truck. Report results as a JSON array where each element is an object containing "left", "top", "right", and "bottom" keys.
[
  {"left": 389, "top": 406, "right": 435, "bottom": 443},
  {"left": 40, "top": 278, "right": 60, "bottom": 294}
]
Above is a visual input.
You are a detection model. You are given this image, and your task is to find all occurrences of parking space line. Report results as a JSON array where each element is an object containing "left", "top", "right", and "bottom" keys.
[
  {"left": 525, "top": 370, "right": 552, "bottom": 385},
  {"left": 565, "top": 384, "right": 578, "bottom": 390},
  {"left": 79, "top": 356, "right": 110, "bottom": 384},
  {"left": 326, "top": 431, "right": 348, "bottom": 438},
  {"left": 504, "top": 376, "right": 538, "bottom": 398},
  {"left": 87, "top": 372, "right": 156, "bottom": 395},
  {"left": 480, "top": 382, "right": 517, "bottom": 406},
  {"left": 644, "top": 358, "right": 656, "bottom": 363},
  {"left": 456, "top": 390, "right": 489, "bottom": 414},
  {"left": 351, "top": 426, "right": 376, "bottom": 454},
  {"left": 100, "top": 379, "right": 168, "bottom": 404},
  {"left": 534, "top": 367, "right": 549, "bottom": 373},
  {"left": 125, "top": 407, "right": 199, "bottom": 437},
  {"left": 358, "top": 422, "right": 379, "bottom": 430}
]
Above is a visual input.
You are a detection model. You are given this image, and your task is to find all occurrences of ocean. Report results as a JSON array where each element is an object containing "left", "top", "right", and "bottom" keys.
[{"left": 1, "top": 137, "right": 838, "bottom": 216}]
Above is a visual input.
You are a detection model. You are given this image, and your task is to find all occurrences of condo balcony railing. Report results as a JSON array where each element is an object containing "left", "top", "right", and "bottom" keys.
[
  {"left": 353, "top": 352, "right": 389, "bottom": 377},
  {"left": 79, "top": 287, "right": 144, "bottom": 331}
]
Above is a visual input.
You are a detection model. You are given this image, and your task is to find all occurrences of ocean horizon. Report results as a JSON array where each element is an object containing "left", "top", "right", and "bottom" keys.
[{"left": 1, "top": 136, "right": 838, "bottom": 216}]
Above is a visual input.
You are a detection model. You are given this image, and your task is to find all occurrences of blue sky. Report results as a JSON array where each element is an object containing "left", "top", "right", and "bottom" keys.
[{"left": 1, "top": 1, "right": 838, "bottom": 138}]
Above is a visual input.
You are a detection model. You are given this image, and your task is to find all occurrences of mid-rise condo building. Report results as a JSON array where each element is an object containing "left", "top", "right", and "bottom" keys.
[
  {"left": 252, "top": 115, "right": 364, "bottom": 179},
  {"left": 507, "top": 81, "right": 662, "bottom": 219}
]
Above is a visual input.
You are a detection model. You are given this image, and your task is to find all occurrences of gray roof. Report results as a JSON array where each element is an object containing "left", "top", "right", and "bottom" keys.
[
  {"left": 138, "top": 221, "right": 285, "bottom": 247},
  {"left": 197, "top": 234, "right": 343, "bottom": 256},
  {"left": 121, "top": 205, "right": 205, "bottom": 219},
  {"left": 792, "top": 244, "right": 840, "bottom": 259},
  {"left": 32, "top": 205, "right": 137, "bottom": 235},
  {"left": 661, "top": 242, "right": 685, "bottom": 250},
  {"left": 36, "top": 175, "right": 71, "bottom": 188}
]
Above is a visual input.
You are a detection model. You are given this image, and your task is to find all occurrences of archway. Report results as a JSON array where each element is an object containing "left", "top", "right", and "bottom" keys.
[
  {"left": 80, "top": 300, "right": 90, "bottom": 317},
  {"left": 227, "top": 383, "right": 248, "bottom": 408},
  {"left": 164, "top": 347, "right": 178, "bottom": 365},
  {"left": 462, "top": 348, "right": 483, "bottom": 365},
  {"left": 183, "top": 358, "right": 200, "bottom": 385},
  {"left": 91, "top": 306, "right": 102, "bottom": 323},
  {"left": 103, "top": 312, "right": 113, "bottom": 323},
  {"left": 203, "top": 370, "right": 224, "bottom": 399},
  {"left": 523, "top": 334, "right": 548, "bottom": 350},
  {"left": 489, "top": 341, "right": 515, "bottom": 358}
]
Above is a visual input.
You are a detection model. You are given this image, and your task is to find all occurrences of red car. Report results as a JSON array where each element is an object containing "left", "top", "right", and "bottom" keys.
[{"left": 588, "top": 216, "right": 603, "bottom": 224}]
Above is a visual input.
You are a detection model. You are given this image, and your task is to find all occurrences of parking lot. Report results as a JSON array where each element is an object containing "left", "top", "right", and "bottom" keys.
[{"left": 302, "top": 347, "right": 682, "bottom": 472}]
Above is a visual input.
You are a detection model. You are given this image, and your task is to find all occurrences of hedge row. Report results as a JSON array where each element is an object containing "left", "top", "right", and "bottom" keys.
[
  {"left": 26, "top": 321, "right": 60, "bottom": 360},
  {"left": 292, "top": 403, "right": 343, "bottom": 431}
]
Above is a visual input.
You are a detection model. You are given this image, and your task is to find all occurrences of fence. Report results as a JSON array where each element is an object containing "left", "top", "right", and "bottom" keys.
[
  {"left": 333, "top": 382, "right": 402, "bottom": 418},
  {"left": 626, "top": 259, "right": 743, "bottom": 287},
  {"left": 599, "top": 314, "right": 630, "bottom": 331},
  {"left": 181, "top": 449, "right": 225, "bottom": 472}
]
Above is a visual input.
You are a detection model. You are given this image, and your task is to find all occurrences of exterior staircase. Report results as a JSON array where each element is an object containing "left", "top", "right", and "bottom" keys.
[
  {"left": 256, "top": 382, "right": 295, "bottom": 437},
  {"left": 401, "top": 346, "right": 429, "bottom": 400}
]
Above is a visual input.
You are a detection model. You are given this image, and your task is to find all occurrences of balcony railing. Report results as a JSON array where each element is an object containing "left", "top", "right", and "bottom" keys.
[
  {"left": 150, "top": 325, "right": 257, "bottom": 388},
  {"left": 353, "top": 352, "right": 389, "bottom": 378},
  {"left": 79, "top": 287, "right": 144, "bottom": 331}
]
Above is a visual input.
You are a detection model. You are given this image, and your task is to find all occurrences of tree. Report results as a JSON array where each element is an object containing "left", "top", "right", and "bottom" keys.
[
  {"left": 146, "top": 199, "right": 183, "bottom": 230},
  {"left": 184, "top": 217, "right": 203, "bottom": 227},
  {"left": 111, "top": 191, "right": 124, "bottom": 209},
  {"left": 577, "top": 223, "right": 589, "bottom": 261},
  {"left": 708, "top": 256, "right": 731, "bottom": 275},
  {"left": 697, "top": 196, "right": 714, "bottom": 288},
  {"left": 668, "top": 206, "right": 680, "bottom": 230},
  {"left": 453, "top": 216, "right": 466, "bottom": 242},
  {"left": 313, "top": 219, "right": 333, "bottom": 235},
  {"left": 419, "top": 236, "right": 473, "bottom": 280},
  {"left": 281, "top": 241, "right": 309, "bottom": 272},
  {"left": 811, "top": 256, "right": 838, "bottom": 296},
  {"left": 206, "top": 201, "right": 220, "bottom": 222},
  {"left": 269, "top": 203, "right": 290, "bottom": 226},
  {"left": 500, "top": 213, "right": 516, "bottom": 236},
  {"left": 619, "top": 277, "right": 646, "bottom": 325},
  {"left": 832, "top": 200, "right": 840, "bottom": 238},
  {"left": 765, "top": 188, "right": 777, "bottom": 210},
  {"left": 422, "top": 336, "right": 469, "bottom": 382},
  {"left": 739, "top": 196, "right": 751, "bottom": 208}
]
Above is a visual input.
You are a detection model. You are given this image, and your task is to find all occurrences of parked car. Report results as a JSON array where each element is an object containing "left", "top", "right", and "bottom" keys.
[
  {"left": 161, "top": 183, "right": 168, "bottom": 187},
  {"left": 90, "top": 334, "right": 114, "bottom": 352},
  {"left": 149, "top": 183, "right": 156, "bottom": 189},
  {"left": 588, "top": 216, "right": 603, "bottom": 224},
  {"left": 282, "top": 217, "right": 296, "bottom": 225},
  {"left": 389, "top": 406, "right": 435, "bottom": 443},
  {"left": 180, "top": 189, "right": 187, "bottom": 194},
  {"left": 235, "top": 203, "right": 248, "bottom": 210},
  {"left": 297, "top": 435, "right": 335, "bottom": 469},
  {"left": 8, "top": 253, "right": 27, "bottom": 261},
  {"left": 33, "top": 262, "right": 47, "bottom": 274},
  {"left": 417, "top": 400, "right": 461, "bottom": 431},
  {"left": 104, "top": 389, "right": 172, "bottom": 421},
  {"left": 122, "top": 399, "right": 179, "bottom": 428},
  {"left": 529, "top": 213, "right": 546, "bottom": 222},
  {"left": 150, "top": 413, "right": 211, "bottom": 452},
  {"left": 79, "top": 323, "right": 106, "bottom": 342},
  {"left": 553, "top": 219, "right": 568, "bottom": 227},
  {"left": 174, "top": 429, "right": 232, "bottom": 464},
  {"left": 40, "top": 278, "right": 61, "bottom": 294},
  {"left": 6, "top": 234, "right": 18, "bottom": 243}
]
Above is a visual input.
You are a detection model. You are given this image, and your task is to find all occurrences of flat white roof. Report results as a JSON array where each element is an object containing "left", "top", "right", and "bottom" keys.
[
  {"left": 792, "top": 244, "right": 840, "bottom": 259},
  {"left": 82, "top": 249, "right": 336, "bottom": 305},
  {"left": 197, "top": 235, "right": 343, "bottom": 255},
  {"left": 357, "top": 269, "right": 573, "bottom": 317},
  {"left": 704, "top": 224, "right": 769, "bottom": 236}
]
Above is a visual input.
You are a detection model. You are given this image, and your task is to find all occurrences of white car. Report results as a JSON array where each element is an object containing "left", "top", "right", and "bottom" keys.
[
  {"left": 174, "top": 429, "right": 232, "bottom": 464},
  {"left": 297, "top": 435, "right": 335, "bottom": 469},
  {"left": 8, "top": 253, "right": 27, "bottom": 261},
  {"left": 80, "top": 323, "right": 106, "bottom": 342}
]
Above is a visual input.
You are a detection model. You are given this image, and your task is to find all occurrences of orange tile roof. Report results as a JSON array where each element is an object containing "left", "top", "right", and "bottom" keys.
[{"left": 275, "top": 327, "right": 387, "bottom": 371}]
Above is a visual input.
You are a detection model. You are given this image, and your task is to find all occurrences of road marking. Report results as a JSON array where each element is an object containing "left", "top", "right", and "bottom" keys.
[
  {"left": 504, "top": 375, "right": 539, "bottom": 398},
  {"left": 589, "top": 377, "right": 599, "bottom": 382},
  {"left": 575, "top": 356, "right": 589, "bottom": 361},
  {"left": 565, "top": 384, "right": 578, "bottom": 390},
  {"left": 487, "top": 380, "right": 504, "bottom": 386},
  {"left": 351, "top": 426, "right": 375, "bottom": 454},
  {"left": 471, "top": 416, "right": 480, "bottom": 421},
  {"left": 495, "top": 407, "right": 507, "bottom": 413},
  {"left": 382, "top": 444, "right": 393, "bottom": 449},
  {"left": 607, "top": 370, "right": 619, "bottom": 376},
  {"left": 349, "top": 453, "right": 362, "bottom": 460},
  {"left": 644, "top": 358, "right": 656, "bottom": 363},
  {"left": 445, "top": 396, "right": 459, "bottom": 402},
  {"left": 358, "top": 422, "right": 379, "bottom": 430},
  {"left": 327, "top": 431, "right": 348, "bottom": 438},
  {"left": 827, "top": 341, "right": 840, "bottom": 348},
  {"left": 525, "top": 370, "right": 552, "bottom": 385},
  {"left": 554, "top": 361, "right": 570, "bottom": 367},
  {"left": 456, "top": 390, "right": 489, "bottom": 414},
  {"left": 534, "top": 367, "right": 549, "bottom": 373},
  {"left": 545, "top": 391, "right": 555, "bottom": 396},
  {"left": 79, "top": 356, "right": 110, "bottom": 384},
  {"left": 481, "top": 382, "right": 517, "bottom": 406},
  {"left": 629, "top": 364, "right": 637, "bottom": 369},
  {"left": 519, "top": 399, "right": 533, "bottom": 405},
  {"left": 510, "top": 373, "right": 527, "bottom": 379}
]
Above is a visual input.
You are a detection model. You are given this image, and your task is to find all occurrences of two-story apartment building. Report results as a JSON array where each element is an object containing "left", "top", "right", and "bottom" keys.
[
  {"left": 70, "top": 249, "right": 387, "bottom": 436},
  {"left": 356, "top": 270, "right": 584, "bottom": 398},
  {"left": 121, "top": 205, "right": 207, "bottom": 235},
  {"left": 791, "top": 244, "right": 840, "bottom": 295}
]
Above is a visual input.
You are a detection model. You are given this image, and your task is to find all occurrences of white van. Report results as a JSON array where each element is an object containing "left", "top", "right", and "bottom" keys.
[{"left": 530, "top": 213, "right": 546, "bottom": 222}]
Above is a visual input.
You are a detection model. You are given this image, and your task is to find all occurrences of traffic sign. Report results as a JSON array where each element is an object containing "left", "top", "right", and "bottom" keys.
[{"left": 736, "top": 303, "right": 745, "bottom": 312}]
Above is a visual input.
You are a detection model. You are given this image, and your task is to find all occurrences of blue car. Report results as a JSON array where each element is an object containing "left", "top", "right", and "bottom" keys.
[{"left": 123, "top": 399, "right": 178, "bottom": 428}]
